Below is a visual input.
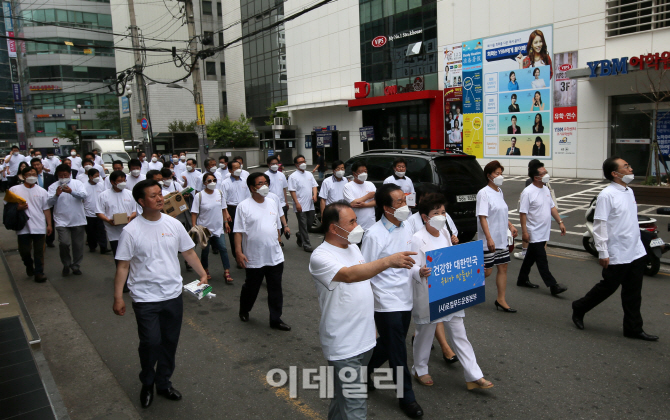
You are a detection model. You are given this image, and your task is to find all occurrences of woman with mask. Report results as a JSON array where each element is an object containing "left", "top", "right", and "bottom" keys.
[
  {"left": 477, "top": 161, "right": 518, "bottom": 312},
  {"left": 410, "top": 193, "right": 493, "bottom": 390},
  {"left": 191, "top": 172, "right": 233, "bottom": 284}
]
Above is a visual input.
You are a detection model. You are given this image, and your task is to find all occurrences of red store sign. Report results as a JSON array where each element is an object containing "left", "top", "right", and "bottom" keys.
[
  {"left": 29, "top": 85, "right": 62, "bottom": 91},
  {"left": 372, "top": 36, "right": 387, "bottom": 48}
]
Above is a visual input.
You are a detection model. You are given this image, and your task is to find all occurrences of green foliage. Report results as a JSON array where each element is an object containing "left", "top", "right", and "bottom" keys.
[
  {"left": 168, "top": 119, "right": 197, "bottom": 133},
  {"left": 95, "top": 98, "right": 121, "bottom": 134},
  {"left": 57, "top": 128, "right": 80, "bottom": 150},
  {"left": 207, "top": 114, "right": 256, "bottom": 148},
  {"left": 264, "top": 100, "right": 289, "bottom": 126}
]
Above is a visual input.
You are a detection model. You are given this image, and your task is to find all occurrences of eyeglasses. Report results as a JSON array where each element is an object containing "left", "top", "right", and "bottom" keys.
[{"left": 255, "top": 181, "right": 269, "bottom": 187}]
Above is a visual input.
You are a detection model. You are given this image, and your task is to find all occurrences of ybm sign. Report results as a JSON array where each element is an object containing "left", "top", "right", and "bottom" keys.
[{"left": 587, "top": 52, "right": 670, "bottom": 77}]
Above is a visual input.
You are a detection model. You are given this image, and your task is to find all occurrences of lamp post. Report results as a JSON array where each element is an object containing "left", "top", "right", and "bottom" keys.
[
  {"left": 166, "top": 83, "right": 208, "bottom": 163},
  {"left": 72, "top": 104, "right": 86, "bottom": 150}
]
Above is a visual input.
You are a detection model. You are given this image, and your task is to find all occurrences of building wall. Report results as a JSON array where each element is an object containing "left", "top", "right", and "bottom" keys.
[{"left": 222, "top": 1, "right": 246, "bottom": 119}]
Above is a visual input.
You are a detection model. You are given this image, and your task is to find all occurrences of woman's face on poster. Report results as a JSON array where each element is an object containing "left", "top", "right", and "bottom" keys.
[
  {"left": 511, "top": 96, "right": 516, "bottom": 104},
  {"left": 532, "top": 35, "right": 543, "bottom": 54},
  {"left": 535, "top": 114, "right": 540, "bottom": 124},
  {"left": 534, "top": 92, "right": 541, "bottom": 102}
]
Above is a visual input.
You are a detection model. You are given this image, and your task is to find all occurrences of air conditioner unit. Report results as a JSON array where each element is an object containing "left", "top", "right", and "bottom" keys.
[{"left": 274, "top": 117, "right": 283, "bottom": 126}]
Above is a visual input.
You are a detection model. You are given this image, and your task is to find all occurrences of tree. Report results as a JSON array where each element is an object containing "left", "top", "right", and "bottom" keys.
[
  {"left": 168, "top": 119, "right": 197, "bottom": 132},
  {"left": 95, "top": 98, "right": 121, "bottom": 134},
  {"left": 264, "top": 100, "right": 289, "bottom": 126},
  {"left": 207, "top": 114, "right": 256, "bottom": 148},
  {"left": 57, "top": 128, "right": 80, "bottom": 150}
]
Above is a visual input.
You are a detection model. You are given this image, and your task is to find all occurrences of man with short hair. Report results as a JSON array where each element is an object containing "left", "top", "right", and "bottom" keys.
[
  {"left": 9, "top": 166, "right": 52, "bottom": 283},
  {"left": 383, "top": 157, "right": 415, "bottom": 199},
  {"left": 343, "top": 162, "right": 376, "bottom": 230},
  {"left": 138, "top": 151, "right": 149, "bottom": 174},
  {"left": 126, "top": 159, "right": 146, "bottom": 191},
  {"left": 311, "top": 149, "right": 325, "bottom": 179},
  {"left": 572, "top": 157, "right": 658, "bottom": 341},
  {"left": 83, "top": 167, "right": 110, "bottom": 254},
  {"left": 181, "top": 158, "right": 203, "bottom": 192},
  {"left": 4, "top": 145, "right": 24, "bottom": 187},
  {"left": 215, "top": 156, "right": 230, "bottom": 184},
  {"left": 362, "top": 183, "right": 423, "bottom": 419},
  {"left": 221, "top": 161, "right": 251, "bottom": 265},
  {"left": 265, "top": 156, "right": 289, "bottom": 236},
  {"left": 202, "top": 158, "right": 220, "bottom": 188},
  {"left": 105, "top": 160, "right": 125, "bottom": 189},
  {"left": 30, "top": 157, "right": 56, "bottom": 190},
  {"left": 235, "top": 173, "right": 290, "bottom": 331},
  {"left": 174, "top": 153, "right": 187, "bottom": 178},
  {"left": 310, "top": 201, "right": 417, "bottom": 420},
  {"left": 318, "top": 160, "right": 347, "bottom": 219},
  {"left": 112, "top": 179, "right": 207, "bottom": 408},
  {"left": 97, "top": 170, "right": 137, "bottom": 262},
  {"left": 93, "top": 149, "right": 104, "bottom": 166},
  {"left": 84, "top": 152, "right": 106, "bottom": 178},
  {"left": 69, "top": 148, "right": 82, "bottom": 176},
  {"left": 506, "top": 137, "right": 521, "bottom": 156},
  {"left": 233, "top": 156, "right": 250, "bottom": 180},
  {"left": 48, "top": 164, "right": 88, "bottom": 276},
  {"left": 160, "top": 168, "right": 180, "bottom": 195},
  {"left": 288, "top": 154, "right": 318, "bottom": 252},
  {"left": 76, "top": 158, "right": 97, "bottom": 183},
  {"left": 145, "top": 170, "right": 162, "bottom": 183},
  {"left": 517, "top": 161, "right": 568, "bottom": 295},
  {"left": 148, "top": 153, "right": 163, "bottom": 171},
  {"left": 44, "top": 150, "right": 61, "bottom": 174}
]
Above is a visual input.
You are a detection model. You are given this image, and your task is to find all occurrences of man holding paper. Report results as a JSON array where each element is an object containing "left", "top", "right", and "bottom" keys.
[{"left": 96, "top": 170, "right": 137, "bottom": 263}]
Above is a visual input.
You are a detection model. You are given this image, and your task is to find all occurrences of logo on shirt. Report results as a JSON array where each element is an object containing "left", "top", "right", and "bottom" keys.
[{"left": 161, "top": 232, "right": 174, "bottom": 238}]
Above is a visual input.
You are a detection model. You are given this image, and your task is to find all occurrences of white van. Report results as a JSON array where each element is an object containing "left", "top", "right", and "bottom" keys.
[{"left": 87, "top": 140, "right": 131, "bottom": 174}]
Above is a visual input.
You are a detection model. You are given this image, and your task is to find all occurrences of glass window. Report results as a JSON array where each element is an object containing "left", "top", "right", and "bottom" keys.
[
  {"left": 218, "top": 32, "right": 224, "bottom": 46},
  {"left": 45, "top": 9, "right": 56, "bottom": 22},
  {"left": 56, "top": 10, "right": 68, "bottom": 22},
  {"left": 32, "top": 10, "right": 46, "bottom": 22},
  {"left": 217, "top": 2, "right": 222, "bottom": 16},
  {"left": 408, "top": 0, "right": 422, "bottom": 10},
  {"left": 220, "top": 62, "right": 225, "bottom": 76},
  {"left": 370, "top": 0, "right": 382, "bottom": 21},
  {"left": 383, "top": 0, "right": 395, "bottom": 17},
  {"left": 98, "top": 14, "right": 112, "bottom": 28},
  {"left": 202, "top": 1, "right": 213, "bottom": 15},
  {"left": 395, "top": 0, "right": 408, "bottom": 13},
  {"left": 360, "top": 2, "right": 371, "bottom": 24},
  {"left": 222, "top": 91, "right": 227, "bottom": 105},
  {"left": 205, "top": 61, "right": 216, "bottom": 76},
  {"left": 83, "top": 13, "right": 97, "bottom": 24}
]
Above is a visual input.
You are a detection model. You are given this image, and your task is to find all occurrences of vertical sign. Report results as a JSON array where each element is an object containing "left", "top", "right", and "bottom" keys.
[
  {"left": 443, "top": 43, "right": 464, "bottom": 145},
  {"left": 461, "top": 39, "right": 484, "bottom": 157},
  {"left": 121, "top": 96, "right": 130, "bottom": 114},
  {"left": 553, "top": 51, "right": 578, "bottom": 157},
  {"left": 4, "top": 2, "right": 16, "bottom": 58},
  {"left": 196, "top": 104, "right": 206, "bottom": 126}
]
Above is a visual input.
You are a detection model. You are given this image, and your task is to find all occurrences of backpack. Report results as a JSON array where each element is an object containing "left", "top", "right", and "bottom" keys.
[{"left": 3, "top": 202, "right": 28, "bottom": 231}]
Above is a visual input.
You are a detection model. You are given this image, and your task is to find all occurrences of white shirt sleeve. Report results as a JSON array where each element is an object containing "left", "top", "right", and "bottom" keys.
[
  {"left": 518, "top": 190, "right": 529, "bottom": 215},
  {"left": 232, "top": 204, "right": 246, "bottom": 233},
  {"left": 309, "top": 250, "right": 344, "bottom": 291},
  {"left": 115, "top": 229, "right": 134, "bottom": 261},
  {"left": 360, "top": 233, "right": 382, "bottom": 268},
  {"left": 191, "top": 192, "right": 201, "bottom": 214},
  {"left": 476, "top": 190, "right": 489, "bottom": 217},
  {"left": 318, "top": 179, "right": 329, "bottom": 200},
  {"left": 343, "top": 184, "right": 355, "bottom": 203},
  {"left": 410, "top": 236, "right": 422, "bottom": 282},
  {"left": 287, "top": 175, "right": 297, "bottom": 192},
  {"left": 593, "top": 218, "right": 609, "bottom": 259}
]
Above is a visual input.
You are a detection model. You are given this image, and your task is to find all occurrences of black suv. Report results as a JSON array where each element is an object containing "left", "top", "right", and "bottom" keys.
[{"left": 343, "top": 149, "right": 486, "bottom": 241}]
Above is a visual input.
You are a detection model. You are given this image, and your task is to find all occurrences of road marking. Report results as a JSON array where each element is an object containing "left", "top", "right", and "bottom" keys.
[
  {"left": 184, "top": 317, "right": 325, "bottom": 420},
  {"left": 547, "top": 253, "right": 588, "bottom": 262}
]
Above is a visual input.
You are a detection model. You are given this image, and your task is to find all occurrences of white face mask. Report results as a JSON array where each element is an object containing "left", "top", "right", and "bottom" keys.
[
  {"left": 116, "top": 182, "right": 127, "bottom": 189},
  {"left": 356, "top": 172, "right": 368, "bottom": 182},
  {"left": 206, "top": 182, "right": 217, "bottom": 190},
  {"left": 428, "top": 215, "right": 447, "bottom": 230},
  {"left": 335, "top": 170, "right": 345, "bottom": 179},
  {"left": 163, "top": 179, "right": 172, "bottom": 187},
  {"left": 395, "top": 171, "right": 406, "bottom": 178},
  {"left": 616, "top": 172, "right": 634, "bottom": 184},
  {"left": 298, "top": 163, "right": 307, "bottom": 171},
  {"left": 180, "top": 156, "right": 186, "bottom": 161},
  {"left": 151, "top": 157, "right": 158, "bottom": 163},
  {"left": 84, "top": 165, "right": 92, "bottom": 172},
  {"left": 25, "top": 176, "right": 38, "bottom": 185},
  {"left": 35, "top": 155, "right": 41, "bottom": 159},
  {"left": 70, "top": 151, "right": 76, "bottom": 156},
  {"left": 234, "top": 169, "right": 242, "bottom": 177},
  {"left": 92, "top": 177, "right": 102, "bottom": 184},
  {"left": 270, "top": 164, "right": 279, "bottom": 172},
  {"left": 541, "top": 174, "right": 550, "bottom": 184},
  {"left": 256, "top": 185, "right": 270, "bottom": 197},
  {"left": 387, "top": 205, "right": 411, "bottom": 222},
  {"left": 173, "top": 158, "right": 179, "bottom": 163},
  {"left": 238, "top": 163, "right": 244, "bottom": 169},
  {"left": 219, "top": 163, "right": 227, "bottom": 169},
  {"left": 157, "top": 180, "right": 164, "bottom": 186},
  {"left": 59, "top": 177, "right": 71, "bottom": 185},
  {"left": 335, "top": 224, "right": 365, "bottom": 244},
  {"left": 186, "top": 165, "right": 193, "bottom": 172},
  {"left": 491, "top": 175, "right": 504, "bottom": 187},
  {"left": 131, "top": 169, "right": 141, "bottom": 177}
]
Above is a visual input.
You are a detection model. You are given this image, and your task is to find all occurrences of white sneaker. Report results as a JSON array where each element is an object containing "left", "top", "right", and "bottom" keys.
[{"left": 513, "top": 251, "right": 525, "bottom": 260}]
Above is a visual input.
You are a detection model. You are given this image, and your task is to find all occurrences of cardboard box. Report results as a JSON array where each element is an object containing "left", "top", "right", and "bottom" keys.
[
  {"left": 162, "top": 192, "right": 189, "bottom": 217},
  {"left": 113, "top": 213, "right": 129, "bottom": 225}
]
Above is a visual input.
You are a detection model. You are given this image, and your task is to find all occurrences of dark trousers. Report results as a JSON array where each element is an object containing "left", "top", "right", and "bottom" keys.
[
  {"left": 132, "top": 294, "right": 183, "bottom": 390},
  {"left": 85, "top": 216, "right": 108, "bottom": 251},
  {"left": 7, "top": 176, "right": 18, "bottom": 188},
  {"left": 46, "top": 209, "right": 55, "bottom": 245},
  {"left": 239, "top": 262, "right": 284, "bottom": 324},
  {"left": 17, "top": 234, "right": 45, "bottom": 275},
  {"left": 281, "top": 205, "right": 289, "bottom": 236},
  {"left": 517, "top": 241, "right": 557, "bottom": 287},
  {"left": 368, "top": 311, "right": 415, "bottom": 404},
  {"left": 295, "top": 210, "right": 315, "bottom": 246},
  {"left": 573, "top": 257, "right": 645, "bottom": 335},
  {"left": 227, "top": 205, "right": 238, "bottom": 254},
  {"left": 110, "top": 240, "right": 119, "bottom": 265}
]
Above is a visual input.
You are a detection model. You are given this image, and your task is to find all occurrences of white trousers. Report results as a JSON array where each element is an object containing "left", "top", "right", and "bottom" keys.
[{"left": 411, "top": 317, "right": 483, "bottom": 382}]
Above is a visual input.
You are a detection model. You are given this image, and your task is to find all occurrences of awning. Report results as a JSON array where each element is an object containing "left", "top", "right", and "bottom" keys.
[
  {"left": 347, "top": 90, "right": 442, "bottom": 112},
  {"left": 277, "top": 99, "right": 349, "bottom": 112},
  {"left": 80, "top": 130, "right": 118, "bottom": 136}
]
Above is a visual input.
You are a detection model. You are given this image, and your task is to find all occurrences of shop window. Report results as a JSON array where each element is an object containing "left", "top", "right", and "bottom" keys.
[{"left": 202, "top": 1, "right": 213, "bottom": 16}]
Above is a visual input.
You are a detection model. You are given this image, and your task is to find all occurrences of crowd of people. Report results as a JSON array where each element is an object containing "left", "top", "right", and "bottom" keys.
[{"left": 1, "top": 147, "right": 658, "bottom": 419}]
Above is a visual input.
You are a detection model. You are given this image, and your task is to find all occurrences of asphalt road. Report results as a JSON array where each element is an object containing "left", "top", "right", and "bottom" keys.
[{"left": 5, "top": 180, "right": 670, "bottom": 420}]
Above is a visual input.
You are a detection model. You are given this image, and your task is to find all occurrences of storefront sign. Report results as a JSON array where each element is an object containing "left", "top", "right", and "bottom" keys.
[
  {"left": 553, "top": 51, "right": 578, "bottom": 157},
  {"left": 34, "top": 114, "right": 65, "bottom": 118},
  {"left": 616, "top": 138, "right": 651, "bottom": 144},
  {"left": 372, "top": 36, "right": 387, "bottom": 48},
  {"left": 122, "top": 96, "right": 130, "bottom": 114},
  {"left": 29, "top": 85, "right": 62, "bottom": 91},
  {"left": 12, "top": 83, "right": 21, "bottom": 102},
  {"left": 384, "top": 76, "right": 424, "bottom": 96},
  {"left": 9, "top": 57, "right": 18, "bottom": 83},
  {"left": 316, "top": 132, "right": 332, "bottom": 148},
  {"left": 354, "top": 82, "right": 370, "bottom": 99},
  {"left": 6, "top": 31, "right": 16, "bottom": 58},
  {"left": 587, "top": 52, "right": 670, "bottom": 77},
  {"left": 3, "top": 2, "right": 13, "bottom": 32},
  {"left": 658, "top": 112, "right": 670, "bottom": 158},
  {"left": 359, "top": 126, "right": 374, "bottom": 142}
]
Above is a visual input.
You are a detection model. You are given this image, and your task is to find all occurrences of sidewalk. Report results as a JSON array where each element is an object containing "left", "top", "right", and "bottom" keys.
[{"left": 0, "top": 213, "right": 141, "bottom": 420}]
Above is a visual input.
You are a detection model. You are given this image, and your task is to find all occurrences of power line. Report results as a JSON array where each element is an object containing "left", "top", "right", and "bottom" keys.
[{"left": 0, "top": 33, "right": 190, "bottom": 54}]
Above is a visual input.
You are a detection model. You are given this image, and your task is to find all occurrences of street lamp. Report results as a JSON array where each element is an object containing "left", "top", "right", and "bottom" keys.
[
  {"left": 166, "top": 82, "right": 208, "bottom": 162},
  {"left": 72, "top": 104, "right": 86, "bottom": 149}
]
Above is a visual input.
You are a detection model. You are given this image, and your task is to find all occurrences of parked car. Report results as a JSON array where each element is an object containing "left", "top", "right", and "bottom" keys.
[{"left": 101, "top": 150, "right": 132, "bottom": 174}]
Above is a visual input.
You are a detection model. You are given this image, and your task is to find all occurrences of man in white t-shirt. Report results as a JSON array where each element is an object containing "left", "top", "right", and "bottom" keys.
[
  {"left": 69, "top": 148, "right": 82, "bottom": 177},
  {"left": 572, "top": 157, "right": 658, "bottom": 341},
  {"left": 318, "top": 160, "right": 347, "bottom": 219},
  {"left": 343, "top": 161, "right": 376, "bottom": 230},
  {"left": 44, "top": 150, "right": 61, "bottom": 174},
  {"left": 215, "top": 156, "right": 231, "bottom": 185},
  {"left": 8, "top": 166, "right": 52, "bottom": 283},
  {"left": 265, "top": 155, "right": 289, "bottom": 237},
  {"left": 125, "top": 159, "right": 146, "bottom": 191},
  {"left": 310, "top": 201, "right": 417, "bottom": 420},
  {"left": 148, "top": 153, "right": 164, "bottom": 171},
  {"left": 383, "top": 158, "right": 416, "bottom": 205},
  {"left": 82, "top": 167, "right": 110, "bottom": 254},
  {"left": 104, "top": 160, "right": 125, "bottom": 190},
  {"left": 97, "top": 170, "right": 137, "bottom": 262},
  {"left": 360, "top": 183, "right": 424, "bottom": 419},
  {"left": 138, "top": 151, "right": 149, "bottom": 174},
  {"left": 174, "top": 153, "right": 187, "bottom": 179},
  {"left": 47, "top": 164, "right": 88, "bottom": 276},
  {"left": 181, "top": 158, "right": 203, "bottom": 192},
  {"left": 288, "top": 154, "right": 318, "bottom": 252},
  {"left": 113, "top": 179, "right": 207, "bottom": 408},
  {"left": 517, "top": 161, "right": 568, "bottom": 295},
  {"left": 232, "top": 156, "right": 250, "bottom": 180},
  {"left": 234, "top": 172, "right": 290, "bottom": 331},
  {"left": 83, "top": 152, "right": 106, "bottom": 178},
  {"left": 4, "top": 145, "right": 24, "bottom": 187},
  {"left": 93, "top": 149, "right": 104, "bottom": 167}
]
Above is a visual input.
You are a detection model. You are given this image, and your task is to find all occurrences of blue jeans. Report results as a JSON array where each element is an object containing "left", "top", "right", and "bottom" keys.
[
  {"left": 318, "top": 171, "right": 325, "bottom": 179},
  {"left": 201, "top": 234, "right": 231, "bottom": 270}
]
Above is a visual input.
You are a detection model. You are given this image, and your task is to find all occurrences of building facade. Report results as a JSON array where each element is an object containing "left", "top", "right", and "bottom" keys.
[
  {"left": 277, "top": 0, "right": 670, "bottom": 178},
  {"left": 0, "top": 2, "right": 17, "bottom": 151}
]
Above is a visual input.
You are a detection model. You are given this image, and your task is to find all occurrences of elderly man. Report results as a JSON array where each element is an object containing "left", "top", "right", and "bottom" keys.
[{"left": 288, "top": 154, "right": 318, "bottom": 252}]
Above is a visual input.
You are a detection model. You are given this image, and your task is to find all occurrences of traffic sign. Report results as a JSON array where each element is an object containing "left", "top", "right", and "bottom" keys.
[
  {"left": 141, "top": 118, "right": 149, "bottom": 130},
  {"left": 52, "top": 137, "right": 59, "bottom": 144}
]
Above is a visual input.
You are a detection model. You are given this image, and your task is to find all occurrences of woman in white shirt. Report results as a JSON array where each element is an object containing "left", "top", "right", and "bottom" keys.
[
  {"left": 476, "top": 161, "right": 518, "bottom": 313},
  {"left": 191, "top": 173, "right": 233, "bottom": 283},
  {"left": 530, "top": 68, "right": 546, "bottom": 89},
  {"left": 410, "top": 193, "right": 493, "bottom": 390}
]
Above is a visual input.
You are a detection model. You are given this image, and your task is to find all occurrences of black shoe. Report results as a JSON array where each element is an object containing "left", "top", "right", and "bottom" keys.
[
  {"left": 34, "top": 273, "right": 47, "bottom": 283},
  {"left": 303, "top": 245, "right": 313, "bottom": 253},
  {"left": 270, "top": 322, "right": 291, "bottom": 331},
  {"left": 62, "top": 266, "right": 70, "bottom": 276},
  {"left": 100, "top": 248, "right": 111, "bottom": 255},
  {"left": 623, "top": 331, "right": 659, "bottom": 341},
  {"left": 239, "top": 312, "right": 249, "bottom": 322},
  {"left": 517, "top": 280, "right": 539, "bottom": 288},
  {"left": 26, "top": 266, "right": 34, "bottom": 277},
  {"left": 494, "top": 300, "right": 517, "bottom": 313},
  {"left": 71, "top": 266, "right": 82, "bottom": 275},
  {"left": 297, "top": 237, "right": 303, "bottom": 247},
  {"left": 443, "top": 354, "right": 459, "bottom": 364},
  {"left": 140, "top": 384, "right": 154, "bottom": 408},
  {"left": 156, "top": 387, "right": 182, "bottom": 401},
  {"left": 571, "top": 302, "right": 584, "bottom": 330},
  {"left": 46, "top": 243, "right": 55, "bottom": 248},
  {"left": 399, "top": 401, "right": 424, "bottom": 418},
  {"left": 550, "top": 284, "right": 568, "bottom": 296}
]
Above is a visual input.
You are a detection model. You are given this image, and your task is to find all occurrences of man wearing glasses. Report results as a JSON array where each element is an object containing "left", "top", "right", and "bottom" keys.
[{"left": 233, "top": 173, "right": 290, "bottom": 331}]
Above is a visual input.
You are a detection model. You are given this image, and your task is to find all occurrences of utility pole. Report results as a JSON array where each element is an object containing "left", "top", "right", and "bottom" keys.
[
  {"left": 182, "top": 0, "right": 209, "bottom": 163},
  {"left": 127, "top": 0, "right": 151, "bottom": 155}
]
